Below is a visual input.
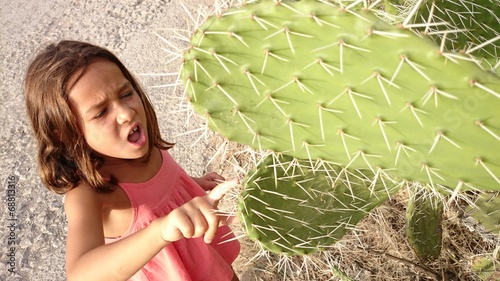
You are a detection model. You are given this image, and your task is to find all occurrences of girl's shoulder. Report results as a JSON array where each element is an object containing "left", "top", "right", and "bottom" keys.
[{"left": 64, "top": 183, "right": 106, "bottom": 226}]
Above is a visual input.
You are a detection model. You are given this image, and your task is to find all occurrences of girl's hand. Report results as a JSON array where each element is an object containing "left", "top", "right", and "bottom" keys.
[
  {"left": 159, "top": 178, "right": 239, "bottom": 244},
  {"left": 192, "top": 172, "right": 225, "bottom": 191}
]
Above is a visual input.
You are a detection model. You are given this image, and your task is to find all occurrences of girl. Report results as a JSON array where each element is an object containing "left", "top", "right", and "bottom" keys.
[{"left": 24, "top": 40, "right": 241, "bottom": 281}]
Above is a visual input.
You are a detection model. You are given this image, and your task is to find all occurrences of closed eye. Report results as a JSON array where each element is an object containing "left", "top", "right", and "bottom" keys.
[
  {"left": 93, "top": 108, "right": 108, "bottom": 119},
  {"left": 121, "top": 91, "right": 134, "bottom": 99}
]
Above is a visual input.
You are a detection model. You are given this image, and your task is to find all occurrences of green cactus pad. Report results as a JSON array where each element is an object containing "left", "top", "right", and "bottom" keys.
[
  {"left": 238, "top": 154, "right": 400, "bottom": 255},
  {"left": 405, "top": 186, "right": 443, "bottom": 261},
  {"left": 471, "top": 255, "right": 500, "bottom": 281},
  {"left": 182, "top": 0, "right": 500, "bottom": 191},
  {"left": 383, "top": 0, "right": 405, "bottom": 16},
  {"left": 413, "top": 0, "right": 499, "bottom": 69},
  {"left": 466, "top": 192, "right": 500, "bottom": 234}
]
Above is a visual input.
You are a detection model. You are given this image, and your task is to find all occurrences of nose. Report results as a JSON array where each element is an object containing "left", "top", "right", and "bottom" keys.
[{"left": 115, "top": 103, "right": 135, "bottom": 124}]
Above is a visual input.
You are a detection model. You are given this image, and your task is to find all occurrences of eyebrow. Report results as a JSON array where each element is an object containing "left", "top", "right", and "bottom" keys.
[{"left": 85, "top": 82, "right": 132, "bottom": 115}]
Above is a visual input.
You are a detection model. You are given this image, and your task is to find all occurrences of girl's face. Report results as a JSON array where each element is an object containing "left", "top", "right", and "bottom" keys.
[{"left": 68, "top": 59, "right": 149, "bottom": 160}]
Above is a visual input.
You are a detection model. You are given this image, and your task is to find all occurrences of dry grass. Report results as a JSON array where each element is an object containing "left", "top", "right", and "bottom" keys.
[{"left": 203, "top": 132, "right": 500, "bottom": 281}]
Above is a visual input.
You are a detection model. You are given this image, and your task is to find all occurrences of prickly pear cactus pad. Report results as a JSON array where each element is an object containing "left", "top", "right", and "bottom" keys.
[
  {"left": 466, "top": 192, "right": 500, "bottom": 234},
  {"left": 182, "top": 0, "right": 500, "bottom": 191},
  {"left": 238, "top": 154, "right": 400, "bottom": 255},
  {"left": 405, "top": 186, "right": 443, "bottom": 261},
  {"left": 471, "top": 255, "right": 500, "bottom": 281},
  {"left": 411, "top": 0, "right": 499, "bottom": 70}
]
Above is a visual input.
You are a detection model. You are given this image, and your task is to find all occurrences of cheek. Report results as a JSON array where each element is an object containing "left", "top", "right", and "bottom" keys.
[
  {"left": 84, "top": 124, "right": 112, "bottom": 148},
  {"left": 133, "top": 99, "right": 146, "bottom": 116},
  {"left": 87, "top": 131, "right": 105, "bottom": 144},
  {"left": 135, "top": 101, "right": 148, "bottom": 127}
]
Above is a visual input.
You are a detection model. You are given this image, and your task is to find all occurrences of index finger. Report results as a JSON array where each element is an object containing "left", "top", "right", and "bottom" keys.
[
  {"left": 206, "top": 178, "right": 239, "bottom": 205},
  {"left": 206, "top": 172, "right": 225, "bottom": 182}
]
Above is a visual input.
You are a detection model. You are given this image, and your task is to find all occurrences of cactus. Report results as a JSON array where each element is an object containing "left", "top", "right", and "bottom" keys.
[
  {"left": 470, "top": 254, "right": 500, "bottom": 281},
  {"left": 410, "top": 0, "right": 499, "bottom": 71},
  {"left": 238, "top": 153, "right": 400, "bottom": 255},
  {"left": 330, "top": 267, "right": 356, "bottom": 281},
  {"left": 382, "top": 0, "right": 405, "bottom": 15},
  {"left": 175, "top": 0, "right": 500, "bottom": 271},
  {"left": 181, "top": 0, "right": 500, "bottom": 192},
  {"left": 466, "top": 192, "right": 500, "bottom": 234},
  {"left": 405, "top": 185, "right": 444, "bottom": 261}
]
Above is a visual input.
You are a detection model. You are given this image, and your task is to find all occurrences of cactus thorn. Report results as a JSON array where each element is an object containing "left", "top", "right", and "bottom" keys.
[
  {"left": 400, "top": 102, "right": 427, "bottom": 127},
  {"left": 471, "top": 80, "right": 500, "bottom": 99},
  {"left": 475, "top": 158, "right": 500, "bottom": 185},
  {"left": 475, "top": 120, "right": 500, "bottom": 141},
  {"left": 429, "top": 130, "right": 462, "bottom": 153},
  {"left": 421, "top": 86, "right": 459, "bottom": 108},
  {"left": 373, "top": 117, "right": 395, "bottom": 151}
]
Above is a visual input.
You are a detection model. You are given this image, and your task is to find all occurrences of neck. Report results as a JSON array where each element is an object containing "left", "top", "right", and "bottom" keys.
[{"left": 98, "top": 148, "right": 162, "bottom": 183}]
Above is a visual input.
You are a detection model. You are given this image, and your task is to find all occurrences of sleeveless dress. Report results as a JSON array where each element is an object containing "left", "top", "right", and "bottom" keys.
[{"left": 105, "top": 150, "right": 240, "bottom": 281}]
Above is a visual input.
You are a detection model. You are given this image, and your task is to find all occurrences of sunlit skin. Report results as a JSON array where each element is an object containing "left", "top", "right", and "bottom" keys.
[
  {"left": 68, "top": 59, "right": 159, "bottom": 182},
  {"left": 68, "top": 59, "right": 149, "bottom": 161}
]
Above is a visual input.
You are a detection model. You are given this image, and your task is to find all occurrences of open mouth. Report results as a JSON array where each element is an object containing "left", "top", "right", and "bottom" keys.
[{"left": 127, "top": 125, "right": 143, "bottom": 144}]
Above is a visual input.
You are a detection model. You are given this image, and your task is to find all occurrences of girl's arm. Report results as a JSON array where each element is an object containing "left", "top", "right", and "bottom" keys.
[{"left": 64, "top": 179, "right": 238, "bottom": 281}]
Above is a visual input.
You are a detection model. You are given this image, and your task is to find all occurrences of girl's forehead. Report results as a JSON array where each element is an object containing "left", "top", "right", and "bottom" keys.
[
  {"left": 67, "top": 60, "right": 130, "bottom": 109},
  {"left": 71, "top": 61, "right": 127, "bottom": 93},
  {"left": 82, "top": 59, "right": 124, "bottom": 81},
  {"left": 68, "top": 59, "right": 123, "bottom": 87}
]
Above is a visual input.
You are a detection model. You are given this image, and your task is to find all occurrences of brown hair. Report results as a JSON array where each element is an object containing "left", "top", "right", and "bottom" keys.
[{"left": 25, "top": 40, "right": 174, "bottom": 194}]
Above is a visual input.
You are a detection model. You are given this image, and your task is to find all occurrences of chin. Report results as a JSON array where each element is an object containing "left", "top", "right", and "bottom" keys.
[
  {"left": 124, "top": 150, "right": 149, "bottom": 160},
  {"left": 131, "top": 146, "right": 152, "bottom": 160},
  {"left": 99, "top": 148, "right": 149, "bottom": 161}
]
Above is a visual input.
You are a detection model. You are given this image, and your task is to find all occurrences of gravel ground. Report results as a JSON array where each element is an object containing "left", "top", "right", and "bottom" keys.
[{"left": 0, "top": 1, "right": 223, "bottom": 280}]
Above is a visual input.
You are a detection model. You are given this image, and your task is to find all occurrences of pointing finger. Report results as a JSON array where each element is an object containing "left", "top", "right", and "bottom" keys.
[
  {"left": 207, "top": 172, "right": 225, "bottom": 182},
  {"left": 206, "top": 178, "right": 239, "bottom": 205}
]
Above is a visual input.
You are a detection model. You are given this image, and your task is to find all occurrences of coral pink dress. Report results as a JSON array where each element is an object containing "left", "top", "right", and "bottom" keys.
[{"left": 105, "top": 150, "right": 240, "bottom": 281}]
